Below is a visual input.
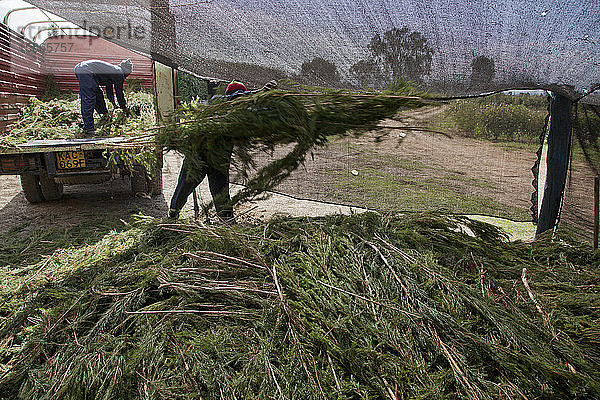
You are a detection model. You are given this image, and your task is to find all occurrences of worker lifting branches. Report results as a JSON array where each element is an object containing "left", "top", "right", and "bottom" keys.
[
  {"left": 74, "top": 59, "right": 133, "bottom": 136},
  {"left": 168, "top": 79, "right": 277, "bottom": 221}
]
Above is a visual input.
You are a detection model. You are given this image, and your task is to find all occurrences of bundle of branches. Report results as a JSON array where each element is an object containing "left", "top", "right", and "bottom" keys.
[
  {"left": 158, "top": 87, "right": 430, "bottom": 205},
  {"left": 0, "top": 213, "right": 598, "bottom": 399},
  {"left": 0, "top": 92, "right": 156, "bottom": 148}
]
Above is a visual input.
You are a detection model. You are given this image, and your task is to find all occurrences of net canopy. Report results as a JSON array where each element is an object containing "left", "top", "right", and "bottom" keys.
[{"left": 24, "top": 0, "right": 600, "bottom": 101}]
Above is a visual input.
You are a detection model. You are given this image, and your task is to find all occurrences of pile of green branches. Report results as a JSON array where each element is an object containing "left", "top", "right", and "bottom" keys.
[
  {"left": 158, "top": 86, "right": 430, "bottom": 205},
  {"left": 0, "top": 213, "right": 598, "bottom": 399},
  {"left": 0, "top": 92, "right": 156, "bottom": 148}
]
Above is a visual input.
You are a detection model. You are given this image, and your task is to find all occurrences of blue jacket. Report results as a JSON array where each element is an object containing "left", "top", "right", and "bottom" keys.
[{"left": 74, "top": 60, "right": 127, "bottom": 109}]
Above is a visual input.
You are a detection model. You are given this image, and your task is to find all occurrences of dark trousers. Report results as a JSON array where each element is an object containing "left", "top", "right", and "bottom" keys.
[
  {"left": 170, "top": 151, "right": 233, "bottom": 219},
  {"left": 75, "top": 67, "right": 108, "bottom": 131}
]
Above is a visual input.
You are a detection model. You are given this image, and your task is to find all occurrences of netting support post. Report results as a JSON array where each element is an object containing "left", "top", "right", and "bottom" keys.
[
  {"left": 535, "top": 93, "right": 573, "bottom": 239},
  {"left": 594, "top": 176, "right": 599, "bottom": 249}
]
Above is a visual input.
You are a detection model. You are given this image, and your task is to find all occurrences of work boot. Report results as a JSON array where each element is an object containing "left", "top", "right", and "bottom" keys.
[
  {"left": 168, "top": 208, "right": 180, "bottom": 219},
  {"left": 83, "top": 129, "right": 95, "bottom": 137}
]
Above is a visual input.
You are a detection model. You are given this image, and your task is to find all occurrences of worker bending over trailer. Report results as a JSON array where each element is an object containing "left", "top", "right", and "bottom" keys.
[
  {"left": 74, "top": 59, "right": 133, "bottom": 135},
  {"left": 168, "top": 79, "right": 277, "bottom": 221}
]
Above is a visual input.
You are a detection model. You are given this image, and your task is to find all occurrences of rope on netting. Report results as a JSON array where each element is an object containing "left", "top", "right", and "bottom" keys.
[
  {"left": 574, "top": 84, "right": 600, "bottom": 104},
  {"left": 428, "top": 88, "right": 549, "bottom": 102}
]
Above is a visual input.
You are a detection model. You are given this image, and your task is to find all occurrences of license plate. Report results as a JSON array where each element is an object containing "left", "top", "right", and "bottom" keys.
[{"left": 56, "top": 151, "right": 86, "bottom": 169}]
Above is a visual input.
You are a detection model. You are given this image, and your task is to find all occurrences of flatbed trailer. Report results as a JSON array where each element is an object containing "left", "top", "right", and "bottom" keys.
[{"left": 0, "top": 137, "right": 162, "bottom": 203}]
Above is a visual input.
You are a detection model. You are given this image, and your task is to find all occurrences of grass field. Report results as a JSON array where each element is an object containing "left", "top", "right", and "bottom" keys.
[
  {"left": 303, "top": 137, "right": 534, "bottom": 221},
  {"left": 331, "top": 166, "right": 529, "bottom": 220}
]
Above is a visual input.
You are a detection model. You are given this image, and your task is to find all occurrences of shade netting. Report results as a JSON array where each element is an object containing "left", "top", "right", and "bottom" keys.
[{"left": 23, "top": 0, "right": 600, "bottom": 101}]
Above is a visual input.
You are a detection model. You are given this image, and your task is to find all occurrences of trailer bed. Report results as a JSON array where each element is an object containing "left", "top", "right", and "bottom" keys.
[{"left": 1, "top": 137, "right": 132, "bottom": 154}]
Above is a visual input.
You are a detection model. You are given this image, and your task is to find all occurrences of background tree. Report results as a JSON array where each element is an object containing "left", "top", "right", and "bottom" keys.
[
  {"left": 350, "top": 27, "right": 434, "bottom": 88},
  {"left": 349, "top": 59, "right": 386, "bottom": 89},
  {"left": 299, "top": 57, "right": 341, "bottom": 86},
  {"left": 470, "top": 55, "right": 495, "bottom": 88}
]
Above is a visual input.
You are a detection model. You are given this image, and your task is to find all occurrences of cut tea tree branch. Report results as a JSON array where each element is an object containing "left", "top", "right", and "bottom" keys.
[
  {"left": 521, "top": 268, "right": 544, "bottom": 315},
  {"left": 316, "top": 279, "right": 421, "bottom": 318},
  {"left": 184, "top": 251, "right": 266, "bottom": 270},
  {"left": 125, "top": 309, "right": 253, "bottom": 316},
  {"left": 158, "top": 87, "right": 430, "bottom": 207}
]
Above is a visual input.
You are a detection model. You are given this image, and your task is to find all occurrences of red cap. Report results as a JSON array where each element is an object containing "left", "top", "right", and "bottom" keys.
[{"left": 225, "top": 81, "right": 247, "bottom": 95}]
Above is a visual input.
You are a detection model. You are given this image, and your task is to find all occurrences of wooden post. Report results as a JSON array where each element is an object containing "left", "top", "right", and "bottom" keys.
[{"left": 594, "top": 176, "right": 599, "bottom": 249}]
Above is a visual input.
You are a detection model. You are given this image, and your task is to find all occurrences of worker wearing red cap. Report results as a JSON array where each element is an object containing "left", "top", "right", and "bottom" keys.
[
  {"left": 168, "top": 79, "right": 277, "bottom": 220},
  {"left": 224, "top": 80, "right": 248, "bottom": 96}
]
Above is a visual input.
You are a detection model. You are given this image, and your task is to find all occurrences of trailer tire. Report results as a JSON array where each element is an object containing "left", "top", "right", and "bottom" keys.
[
  {"left": 20, "top": 175, "right": 44, "bottom": 203},
  {"left": 39, "top": 174, "right": 63, "bottom": 201},
  {"left": 131, "top": 166, "right": 148, "bottom": 195}
]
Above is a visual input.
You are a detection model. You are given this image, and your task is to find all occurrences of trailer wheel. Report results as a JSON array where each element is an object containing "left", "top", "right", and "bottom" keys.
[
  {"left": 20, "top": 175, "right": 44, "bottom": 203},
  {"left": 39, "top": 174, "right": 63, "bottom": 201},
  {"left": 131, "top": 166, "right": 148, "bottom": 195}
]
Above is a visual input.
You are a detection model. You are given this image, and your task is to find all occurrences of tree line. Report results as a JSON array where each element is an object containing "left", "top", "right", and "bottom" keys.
[{"left": 298, "top": 27, "right": 496, "bottom": 90}]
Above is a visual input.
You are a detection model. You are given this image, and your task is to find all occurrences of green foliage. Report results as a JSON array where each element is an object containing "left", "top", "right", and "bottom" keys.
[
  {"left": 99, "top": 91, "right": 156, "bottom": 137},
  {"left": 444, "top": 93, "right": 548, "bottom": 143},
  {"left": 350, "top": 27, "right": 434, "bottom": 88},
  {"left": 4, "top": 96, "right": 81, "bottom": 144},
  {"left": 384, "top": 78, "right": 422, "bottom": 95},
  {"left": 41, "top": 74, "right": 70, "bottom": 101},
  {"left": 299, "top": 57, "right": 342, "bottom": 87},
  {"left": 125, "top": 78, "right": 145, "bottom": 93},
  {"left": 160, "top": 85, "right": 429, "bottom": 207},
  {"left": 0, "top": 213, "right": 598, "bottom": 398},
  {"left": 470, "top": 55, "right": 495, "bottom": 87},
  {"left": 0, "top": 220, "right": 124, "bottom": 268},
  {"left": 178, "top": 72, "right": 208, "bottom": 102}
]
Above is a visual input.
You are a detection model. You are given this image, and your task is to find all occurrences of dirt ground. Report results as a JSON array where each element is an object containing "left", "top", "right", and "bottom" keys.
[
  {"left": 0, "top": 106, "right": 594, "bottom": 241},
  {"left": 0, "top": 162, "right": 170, "bottom": 237}
]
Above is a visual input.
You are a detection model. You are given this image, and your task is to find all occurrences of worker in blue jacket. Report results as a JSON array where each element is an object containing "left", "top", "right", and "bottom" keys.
[
  {"left": 168, "top": 79, "right": 277, "bottom": 221},
  {"left": 74, "top": 59, "right": 133, "bottom": 135}
]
